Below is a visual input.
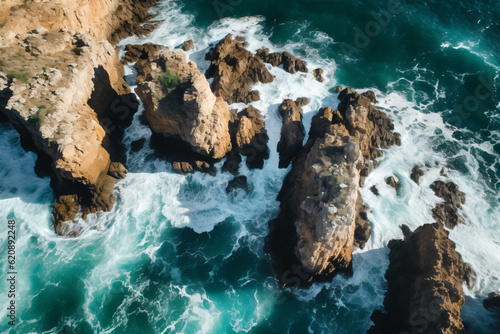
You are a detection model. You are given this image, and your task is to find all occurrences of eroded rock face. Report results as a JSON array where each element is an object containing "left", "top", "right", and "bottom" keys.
[
  {"left": 265, "top": 87, "right": 400, "bottom": 287},
  {"left": 206, "top": 35, "right": 274, "bottom": 104},
  {"left": 224, "top": 106, "right": 270, "bottom": 174},
  {"left": 369, "top": 223, "right": 475, "bottom": 334},
  {"left": 277, "top": 99, "right": 305, "bottom": 168},
  {"left": 430, "top": 180, "right": 466, "bottom": 229},
  {"left": 256, "top": 48, "right": 311, "bottom": 75},
  {"left": 0, "top": 0, "right": 152, "bottom": 235},
  {"left": 129, "top": 45, "right": 232, "bottom": 163}
]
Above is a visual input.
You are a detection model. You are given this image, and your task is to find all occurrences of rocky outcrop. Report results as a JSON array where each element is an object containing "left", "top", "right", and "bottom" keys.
[
  {"left": 277, "top": 99, "right": 305, "bottom": 168},
  {"left": 0, "top": 0, "right": 156, "bottom": 235},
  {"left": 385, "top": 176, "right": 399, "bottom": 191},
  {"left": 265, "top": 87, "right": 400, "bottom": 287},
  {"left": 369, "top": 223, "right": 475, "bottom": 334},
  {"left": 223, "top": 106, "right": 270, "bottom": 174},
  {"left": 411, "top": 165, "right": 425, "bottom": 184},
  {"left": 430, "top": 181, "right": 466, "bottom": 229},
  {"left": 128, "top": 44, "right": 232, "bottom": 170},
  {"left": 206, "top": 35, "right": 274, "bottom": 104},
  {"left": 256, "top": 48, "right": 309, "bottom": 73}
]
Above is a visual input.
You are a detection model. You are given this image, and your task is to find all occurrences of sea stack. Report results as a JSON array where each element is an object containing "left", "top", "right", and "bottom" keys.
[{"left": 265, "top": 87, "right": 401, "bottom": 287}]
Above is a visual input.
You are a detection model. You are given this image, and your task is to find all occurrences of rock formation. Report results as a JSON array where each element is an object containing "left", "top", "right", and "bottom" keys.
[
  {"left": 411, "top": 165, "right": 425, "bottom": 184},
  {"left": 385, "top": 176, "right": 399, "bottom": 191},
  {"left": 0, "top": 0, "right": 156, "bottom": 235},
  {"left": 223, "top": 106, "right": 270, "bottom": 174},
  {"left": 128, "top": 44, "right": 232, "bottom": 170},
  {"left": 277, "top": 99, "right": 305, "bottom": 168},
  {"left": 265, "top": 87, "right": 400, "bottom": 287},
  {"left": 369, "top": 223, "right": 475, "bottom": 334},
  {"left": 430, "top": 180, "right": 466, "bottom": 229},
  {"left": 206, "top": 35, "right": 274, "bottom": 104}
]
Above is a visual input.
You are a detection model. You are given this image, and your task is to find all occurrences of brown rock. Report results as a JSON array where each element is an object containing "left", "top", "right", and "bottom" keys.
[
  {"left": 182, "top": 39, "right": 194, "bottom": 51},
  {"left": 312, "top": 68, "right": 324, "bottom": 82},
  {"left": 282, "top": 52, "right": 308, "bottom": 74},
  {"left": 385, "top": 176, "right": 399, "bottom": 190},
  {"left": 295, "top": 97, "right": 310, "bottom": 107},
  {"left": 206, "top": 35, "right": 274, "bottom": 104},
  {"left": 277, "top": 99, "right": 305, "bottom": 168},
  {"left": 133, "top": 46, "right": 232, "bottom": 161},
  {"left": 53, "top": 194, "right": 80, "bottom": 234},
  {"left": 108, "top": 162, "right": 128, "bottom": 180},
  {"left": 173, "top": 161, "right": 194, "bottom": 174},
  {"left": 410, "top": 165, "right": 425, "bottom": 184},
  {"left": 430, "top": 180, "right": 466, "bottom": 229},
  {"left": 256, "top": 48, "right": 283, "bottom": 67},
  {"left": 334, "top": 85, "right": 344, "bottom": 93},
  {"left": 265, "top": 87, "right": 400, "bottom": 287},
  {"left": 369, "top": 223, "right": 475, "bottom": 334},
  {"left": 234, "top": 106, "right": 270, "bottom": 169}
]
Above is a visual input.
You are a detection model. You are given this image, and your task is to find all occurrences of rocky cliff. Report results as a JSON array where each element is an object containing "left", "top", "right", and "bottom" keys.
[
  {"left": 265, "top": 87, "right": 401, "bottom": 287},
  {"left": 369, "top": 223, "right": 475, "bottom": 334},
  {"left": 127, "top": 44, "right": 232, "bottom": 170},
  {"left": 0, "top": 0, "right": 156, "bottom": 235}
]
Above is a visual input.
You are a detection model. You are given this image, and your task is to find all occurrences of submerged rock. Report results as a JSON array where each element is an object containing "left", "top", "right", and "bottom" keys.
[
  {"left": 484, "top": 292, "right": 500, "bottom": 310},
  {"left": 369, "top": 223, "right": 475, "bottom": 334},
  {"left": 265, "top": 87, "right": 400, "bottom": 287}
]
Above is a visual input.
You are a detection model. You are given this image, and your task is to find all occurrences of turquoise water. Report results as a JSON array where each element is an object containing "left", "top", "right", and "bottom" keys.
[{"left": 1, "top": 0, "right": 499, "bottom": 333}]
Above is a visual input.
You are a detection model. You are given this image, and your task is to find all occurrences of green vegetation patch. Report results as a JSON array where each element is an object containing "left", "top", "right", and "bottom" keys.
[
  {"left": 29, "top": 111, "right": 45, "bottom": 125},
  {"left": 158, "top": 71, "right": 180, "bottom": 90},
  {"left": 7, "top": 70, "right": 31, "bottom": 83}
]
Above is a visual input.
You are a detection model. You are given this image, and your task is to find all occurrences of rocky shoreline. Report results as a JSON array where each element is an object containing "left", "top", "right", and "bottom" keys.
[
  {"left": 0, "top": 0, "right": 156, "bottom": 235},
  {"left": 0, "top": 1, "right": 494, "bottom": 331}
]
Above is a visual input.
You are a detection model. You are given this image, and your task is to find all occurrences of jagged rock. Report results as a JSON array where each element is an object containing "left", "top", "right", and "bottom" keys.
[
  {"left": 265, "top": 87, "right": 400, "bottom": 287},
  {"left": 430, "top": 180, "right": 466, "bottom": 229},
  {"left": 182, "top": 39, "right": 194, "bottom": 51},
  {"left": 256, "top": 48, "right": 310, "bottom": 75},
  {"left": 172, "top": 161, "right": 194, "bottom": 174},
  {"left": 130, "top": 138, "right": 146, "bottom": 152},
  {"left": 256, "top": 48, "right": 283, "bottom": 67},
  {"left": 370, "top": 185, "right": 379, "bottom": 196},
  {"left": 108, "top": 162, "right": 128, "bottom": 179},
  {"left": 132, "top": 45, "right": 232, "bottom": 163},
  {"left": 362, "top": 90, "right": 378, "bottom": 103},
  {"left": 226, "top": 175, "right": 249, "bottom": 193},
  {"left": 233, "top": 106, "right": 270, "bottom": 169},
  {"left": 385, "top": 176, "right": 399, "bottom": 190},
  {"left": 53, "top": 195, "right": 80, "bottom": 234},
  {"left": 369, "top": 223, "right": 475, "bottom": 334},
  {"left": 123, "top": 43, "right": 165, "bottom": 65},
  {"left": 277, "top": 99, "right": 305, "bottom": 168},
  {"left": 354, "top": 203, "right": 371, "bottom": 249},
  {"left": 312, "top": 68, "right": 324, "bottom": 82},
  {"left": 410, "top": 165, "right": 425, "bottom": 184},
  {"left": 206, "top": 35, "right": 274, "bottom": 104},
  {"left": 334, "top": 85, "right": 344, "bottom": 93},
  {"left": 0, "top": 0, "right": 153, "bottom": 236},
  {"left": 295, "top": 97, "right": 310, "bottom": 107}
]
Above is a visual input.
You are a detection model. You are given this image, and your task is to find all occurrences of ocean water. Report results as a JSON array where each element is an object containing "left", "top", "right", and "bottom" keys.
[{"left": 1, "top": 0, "right": 499, "bottom": 333}]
